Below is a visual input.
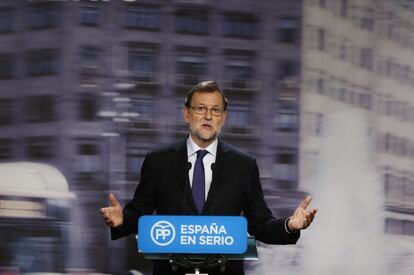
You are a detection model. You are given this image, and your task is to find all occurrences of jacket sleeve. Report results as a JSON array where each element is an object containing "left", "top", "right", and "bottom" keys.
[
  {"left": 244, "top": 158, "right": 300, "bottom": 244},
  {"left": 111, "top": 153, "right": 156, "bottom": 240}
]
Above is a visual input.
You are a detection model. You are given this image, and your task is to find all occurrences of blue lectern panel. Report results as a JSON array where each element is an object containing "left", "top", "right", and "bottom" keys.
[{"left": 138, "top": 215, "right": 247, "bottom": 254}]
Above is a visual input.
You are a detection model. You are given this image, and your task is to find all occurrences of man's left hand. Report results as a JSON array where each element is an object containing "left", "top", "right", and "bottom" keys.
[{"left": 288, "top": 196, "right": 318, "bottom": 231}]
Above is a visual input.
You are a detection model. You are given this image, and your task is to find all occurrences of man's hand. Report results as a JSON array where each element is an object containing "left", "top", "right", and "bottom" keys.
[
  {"left": 99, "top": 193, "right": 123, "bottom": 228},
  {"left": 288, "top": 196, "right": 318, "bottom": 232}
]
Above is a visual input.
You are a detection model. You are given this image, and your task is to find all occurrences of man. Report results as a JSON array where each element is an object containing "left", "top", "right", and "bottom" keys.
[{"left": 100, "top": 81, "right": 317, "bottom": 274}]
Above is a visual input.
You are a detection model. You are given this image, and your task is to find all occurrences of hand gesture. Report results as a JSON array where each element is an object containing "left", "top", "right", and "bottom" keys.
[
  {"left": 288, "top": 196, "right": 318, "bottom": 231},
  {"left": 99, "top": 193, "right": 123, "bottom": 228}
]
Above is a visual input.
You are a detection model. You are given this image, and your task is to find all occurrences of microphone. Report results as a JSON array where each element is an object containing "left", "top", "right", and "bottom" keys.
[
  {"left": 208, "top": 163, "right": 216, "bottom": 215},
  {"left": 181, "top": 162, "right": 192, "bottom": 214}
]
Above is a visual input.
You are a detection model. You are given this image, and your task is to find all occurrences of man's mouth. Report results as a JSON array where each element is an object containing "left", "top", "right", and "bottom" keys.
[{"left": 201, "top": 124, "right": 212, "bottom": 130}]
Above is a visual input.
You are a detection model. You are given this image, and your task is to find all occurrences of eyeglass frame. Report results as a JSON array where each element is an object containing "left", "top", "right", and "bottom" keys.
[{"left": 188, "top": 105, "right": 226, "bottom": 116}]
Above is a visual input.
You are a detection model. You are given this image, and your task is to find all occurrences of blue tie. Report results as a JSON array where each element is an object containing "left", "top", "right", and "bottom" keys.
[{"left": 192, "top": 150, "right": 208, "bottom": 214}]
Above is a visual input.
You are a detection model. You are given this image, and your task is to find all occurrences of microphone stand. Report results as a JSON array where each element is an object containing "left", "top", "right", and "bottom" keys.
[{"left": 168, "top": 253, "right": 228, "bottom": 274}]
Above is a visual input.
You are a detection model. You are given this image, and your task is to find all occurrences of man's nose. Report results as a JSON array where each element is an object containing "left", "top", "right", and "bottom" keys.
[{"left": 204, "top": 109, "right": 213, "bottom": 120}]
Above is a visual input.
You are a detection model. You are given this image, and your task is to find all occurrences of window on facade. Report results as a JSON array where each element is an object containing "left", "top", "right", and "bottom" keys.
[
  {"left": 176, "top": 46, "right": 207, "bottom": 85},
  {"left": 223, "top": 13, "right": 257, "bottom": 39},
  {"left": 328, "top": 77, "right": 338, "bottom": 96},
  {"left": 79, "top": 95, "right": 98, "bottom": 121},
  {"left": 340, "top": 0, "right": 348, "bottom": 18},
  {"left": 278, "top": 59, "right": 298, "bottom": 79},
  {"left": 27, "top": 3, "right": 59, "bottom": 29},
  {"left": 386, "top": 59, "right": 393, "bottom": 77},
  {"left": 274, "top": 108, "right": 298, "bottom": 131},
  {"left": 387, "top": 12, "right": 394, "bottom": 40},
  {"left": 225, "top": 65, "right": 253, "bottom": 81},
  {"left": 317, "top": 28, "right": 325, "bottom": 51},
  {"left": 384, "top": 133, "right": 392, "bottom": 152},
  {"left": 0, "top": 99, "right": 14, "bottom": 125},
  {"left": 131, "top": 97, "right": 154, "bottom": 120},
  {"left": 78, "top": 143, "right": 99, "bottom": 155},
  {"left": 25, "top": 136, "right": 56, "bottom": 160},
  {"left": 319, "top": 0, "right": 326, "bottom": 8},
  {"left": 385, "top": 218, "right": 403, "bottom": 235},
  {"left": 76, "top": 140, "right": 100, "bottom": 173},
  {"left": 359, "top": 91, "right": 372, "bottom": 110},
  {"left": 277, "top": 17, "right": 300, "bottom": 44},
  {"left": 125, "top": 4, "right": 160, "bottom": 30},
  {"left": 336, "top": 86, "right": 345, "bottom": 102},
  {"left": 128, "top": 45, "right": 158, "bottom": 76},
  {"left": 347, "top": 89, "right": 357, "bottom": 105},
  {"left": 80, "top": 6, "right": 100, "bottom": 26},
  {"left": 126, "top": 148, "right": 147, "bottom": 177},
  {"left": 0, "top": 8, "right": 13, "bottom": 33},
  {"left": 403, "top": 220, "right": 414, "bottom": 236},
  {"left": 79, "top": 46, "right": 100, "bottom": 86},
  {"left": 317, "top": 77, "right": 325, "bottom": 93},
  {"left": 0, "top": 53, "right": 14, "bottom": 79},
  {"left": 360, "top": 48, "right": 373, "bottom": 70},
  {"left": 0, "top": 139, "right": 13, "bottom": 159},
  {"left": 273, "top": 151, "right": 297, "bottom": 182},
  {"left": 385, "top": 218, "right": 414, "bottom": 236},
  {"left": 310, "top": 113, "right": 324, "bottom": 136},
  {"left": 175, "top": 9, "right": 209, "bottom": 35},
  {"left": 25, "top": 95, "right": 56, "bottom": 123},
  {"left": 226, "top": 104, "right": 252, "bottom": 129},
  {"left": 406, "top": 178, "right": 414, "bottom": 196},
  {"left": 360, "top": 10, "right": 374, "bottom": 31},
  {"left": 224, "top": 50, "right": 255, "bottom": 88},
  {"left": 386, "top": 134, "right": 407, "bottom": 156},
  {"left": 401, "top": 65, "right": 410, "bottom": 82},
  {"left": 277, "top": 153, "right": 296, "bottom": 164},
  {"left": 339, "top": 40, "right": 347, "bottom": 60},
  {"left": 177, "top": 61, "right": 206, "bottom": 83},
  {"left": 26, "top": 49, "right": 59, "bottom": 76},
  {"left": 80, "top": 46, "right": 100, "bottom": 65}
]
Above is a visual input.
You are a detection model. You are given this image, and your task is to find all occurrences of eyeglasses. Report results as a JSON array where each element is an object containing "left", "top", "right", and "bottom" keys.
[{"left": 189, "top": 105, "right": 225, "bottom": 116}]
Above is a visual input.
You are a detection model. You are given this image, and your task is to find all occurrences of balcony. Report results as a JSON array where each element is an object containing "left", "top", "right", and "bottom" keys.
[
  {"left": 174, "top": 0, "right": 213, "bottom": 6},
  {"left": 129, "top": 72, "right": 160, "bottom": 86},
  {"left": 126, "top": 119, "right": 158, "bottom": 133},
  {"left": 222, "top": 125, "right": 257, "bottom": 140},
  {"left": 175, "top": 74, "right": 206, "bottom": 87},
  {"left": 79, "top": 64, "right": 100, "bottom": 87},
  {"left": 222, "top": 79, "right": 258, "bottom": 91}
]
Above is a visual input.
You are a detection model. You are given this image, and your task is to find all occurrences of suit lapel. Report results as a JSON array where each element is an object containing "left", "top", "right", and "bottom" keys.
[
  {"left": 203, "top": 140, "right": 233, "bottom": 214},
  {"left": 170, "top": 139, "right": 198, "bottom": 214}
]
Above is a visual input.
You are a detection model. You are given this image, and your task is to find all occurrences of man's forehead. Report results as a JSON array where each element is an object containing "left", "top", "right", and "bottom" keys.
[{"left": 192, "top": 91, "right": 223, "bottom": 104}]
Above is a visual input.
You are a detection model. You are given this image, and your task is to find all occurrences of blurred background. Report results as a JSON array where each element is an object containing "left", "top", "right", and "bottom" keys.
[{"left": 0, "top": 0, "right": 413, "bottom": 274}]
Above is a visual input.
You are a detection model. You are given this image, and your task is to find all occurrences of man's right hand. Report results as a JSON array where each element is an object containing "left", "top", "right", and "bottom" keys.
[{"left": 100, "top": 193, "right": 123, "bottom": 228}]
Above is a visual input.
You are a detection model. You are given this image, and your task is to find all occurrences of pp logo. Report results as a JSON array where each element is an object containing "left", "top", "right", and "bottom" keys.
[{"left": 150, "top": 220, "right": 176, "bottom": 246}]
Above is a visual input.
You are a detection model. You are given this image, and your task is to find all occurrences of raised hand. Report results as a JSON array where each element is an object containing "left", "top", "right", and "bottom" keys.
[
  {"left": 288, "top": 196, "right": 318, "bottom": 232},
  {"left": 99, "top": 193, "right": 123, "bottom": 228}
]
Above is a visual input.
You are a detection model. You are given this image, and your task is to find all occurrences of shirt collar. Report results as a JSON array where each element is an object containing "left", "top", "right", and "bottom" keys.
[{"left": 187, "top": 136, "right": 218, "bottom": 158}]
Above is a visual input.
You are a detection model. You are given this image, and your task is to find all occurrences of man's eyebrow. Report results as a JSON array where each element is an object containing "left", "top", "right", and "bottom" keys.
[{"left": 198, "top": 104, "right": 221, "bottom": 107}]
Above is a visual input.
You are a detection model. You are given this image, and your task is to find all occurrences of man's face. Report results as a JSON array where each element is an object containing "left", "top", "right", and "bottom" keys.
[{"left": 183, "top": 91, "right": 227, "bottom": 148}]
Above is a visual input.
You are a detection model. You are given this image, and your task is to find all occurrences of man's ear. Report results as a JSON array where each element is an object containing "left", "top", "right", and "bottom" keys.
[
  {"left": 222, "top": 111, "right": 227, "bottom": 124},
  {"left": 183, "top": 107, "right": 190, "bottom": 123}
]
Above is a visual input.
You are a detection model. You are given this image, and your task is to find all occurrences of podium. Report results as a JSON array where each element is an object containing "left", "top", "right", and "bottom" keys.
[{"left": 136, "top": 215, "right": 258, "bottom": 274}]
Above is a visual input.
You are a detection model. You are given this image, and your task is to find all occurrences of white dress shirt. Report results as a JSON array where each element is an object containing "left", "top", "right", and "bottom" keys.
[{"left": 186, "top": 136, "right": 217, "bottom": 201}]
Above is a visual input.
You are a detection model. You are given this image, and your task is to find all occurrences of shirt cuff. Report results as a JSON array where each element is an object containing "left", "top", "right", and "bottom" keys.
[{"left": 284, "top": 216, "right": 296, "bottom": 234}]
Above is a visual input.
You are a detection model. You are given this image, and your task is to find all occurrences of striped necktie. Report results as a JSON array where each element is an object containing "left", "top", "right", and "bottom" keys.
[{"left": 192, "top": 150, "right": 208, "bottom": 213}]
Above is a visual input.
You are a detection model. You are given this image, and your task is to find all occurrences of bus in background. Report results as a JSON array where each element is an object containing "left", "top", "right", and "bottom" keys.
[{"left": 0, "top": 162, "right": 76, "bottom": 273}]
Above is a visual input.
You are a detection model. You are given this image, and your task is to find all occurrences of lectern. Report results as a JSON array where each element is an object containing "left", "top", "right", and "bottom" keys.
[{"left": 137, "top": 215, "right": 258, "bottom": 275}]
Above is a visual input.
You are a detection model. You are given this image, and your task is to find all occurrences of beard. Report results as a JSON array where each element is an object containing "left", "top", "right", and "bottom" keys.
[{"left": 189, "top": 124, "right": 220, "bottom": 144}]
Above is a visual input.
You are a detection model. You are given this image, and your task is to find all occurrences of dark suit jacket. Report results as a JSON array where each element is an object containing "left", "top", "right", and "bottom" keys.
[{"left": 112, "top": 139, "right": 300, "bottom": 274}]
